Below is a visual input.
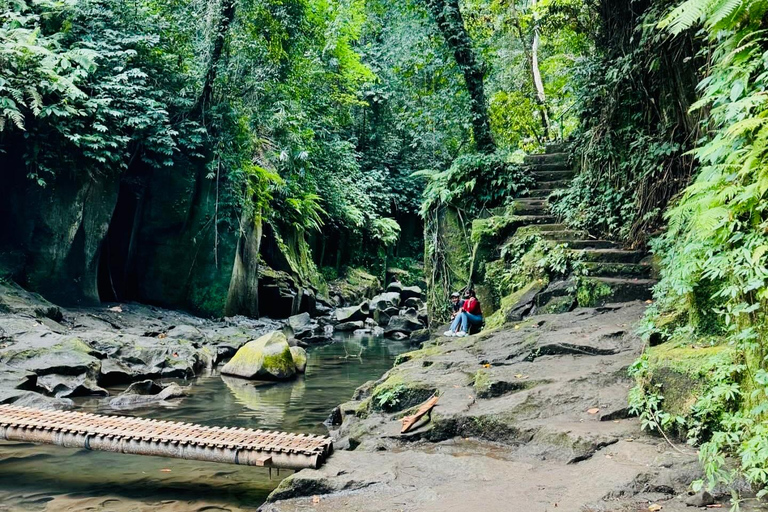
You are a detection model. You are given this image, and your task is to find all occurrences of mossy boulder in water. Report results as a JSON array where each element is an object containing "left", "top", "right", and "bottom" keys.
[
  {"left": 222, "top": 331, "right": 297, "bottom": 380},
  {"left": 290, "top": 346, "right": 308, "bottom": 373}
]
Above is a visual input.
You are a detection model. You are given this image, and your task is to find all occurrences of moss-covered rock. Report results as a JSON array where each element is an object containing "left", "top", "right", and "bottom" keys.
[
  {"left": 485, "top": 281, "right": 546, "bottom": 330},
  {"left": 645, "top": 342, "right": 736, "bottom": 417},
  {"left": 329, "top": 268, "right": 380, "bottom": 305},
  {"left": 370, "top": 373, "right": 436, "bottom": 413},
  {"left": 576, "top": 279, "right": 613, "bottom": 307},
  {"left": 221, "top": 331, "right": 297, "bottom": 380},
  {"left": 290, "top": 346, "right": 307, "bottom": 373}
]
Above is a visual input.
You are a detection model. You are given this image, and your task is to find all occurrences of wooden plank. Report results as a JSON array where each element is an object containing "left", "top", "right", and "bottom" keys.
[{"left": 401, "top": 395, "right": 439, "bottom": 434}]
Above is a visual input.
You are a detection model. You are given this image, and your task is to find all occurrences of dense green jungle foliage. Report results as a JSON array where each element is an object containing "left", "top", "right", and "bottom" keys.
[{"left": 5, "top": 0, "right": 768, "bottom": 503}]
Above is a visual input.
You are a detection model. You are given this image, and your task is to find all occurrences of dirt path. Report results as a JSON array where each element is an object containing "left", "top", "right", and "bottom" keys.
[{"left": 261, "top": 302, "right": 711, "bottom": 512}]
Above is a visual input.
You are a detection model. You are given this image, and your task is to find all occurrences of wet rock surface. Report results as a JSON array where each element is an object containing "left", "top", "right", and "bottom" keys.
[
  {"left": 263, "top": 301, "right": 718, "bottom": 512},
  {"left": 0, "top": 281, "right": 280, "bottom": 407}
]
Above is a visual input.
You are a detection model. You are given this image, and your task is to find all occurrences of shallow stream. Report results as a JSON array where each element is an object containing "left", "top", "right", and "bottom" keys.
[{"left": 0, "top": 333, "right": 408, "bottom": 512}]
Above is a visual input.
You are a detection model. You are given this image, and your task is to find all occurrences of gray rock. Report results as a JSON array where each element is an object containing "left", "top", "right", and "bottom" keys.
[
  {"left": 165, "top": 324, "right": 206, "bottom": 343},
  {"left": 109, "top": 382, "right": 188, "bottom": 409},
  {"left": 370, "top": 292, "right": 401, "bottom": 311},
  {"left": 404, "top": 307, "right": 419, "bottom": 318},
  {"left": 7, "top": 391, "right": 74, "bottom": 410},
  {"left": 221, "top": 331, "right": 296, "bottom": 380},
  {"left": 400, "top": 285, "right": 423, "bottom": 301},
  {"left": 404, "top": 297, "right": 424, "bottom": 309},
  {"left": 302, "top": 334, "right": 334, "bottom": 345},
  {"left": 336, "top": 321, "right": 365, "bottom": 332},
  {"left": 373, "top": 309, "right": 392, "bottom": 327},
  {"left": 122, "top": 379, "right": 163, "bottom": 395},
  {"left": 2, "top": 338, "right": 102, "bottom": 378},
  {"left": 335, "top": 303, "right": 370, "bottom": 323},
  {"left": 409, "top": 329, "right": 430, "bottom": 345},
  {"left": 384, "top": 315, "right": 424, "bottom": 336},
  {"left": 99, "top": 358, "right": 135, "bottom": 385},
  {"left": 386, "top": 282, "right": 403, "bottom": 294},
  {"left": 288, "top": 312, "right": 312, "bottom": 333},
  {"left": 685, "top": 491, "right": 714, "bottom": 507},
  {"left": 36, "top": 373, "right": 108, "bottom": 398},
  {"left": 389, "top": 332, "right": 409, "bottom": 341},
  {"left": 508, "top": 283, "right": 547, "bottom": 321}
]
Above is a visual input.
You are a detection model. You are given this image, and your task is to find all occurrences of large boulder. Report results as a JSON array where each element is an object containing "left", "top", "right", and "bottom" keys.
[
  {"left": 288, "top": 312, "right": 312, "bottom": 332},
  {"left": 288, "top": 312, "right": 317, "bottom": 339},
  {"left": 384, "top": 315, "right": 425, "bottom": 337},
  {"left": 400, "top": 286, "right": 423, "bottom": 301},
  {"left": 335, "top": 303, "right": 370, "bottom": 323},
  {"left": 221, "top": 331, "right": 297, "bottom": 380},
  {"left": 36, "top": 373, "right": 108, "bottom": 398},
  {"left": 109, "top": 382, "right": 188, "bottom": 410},
  {"left": 336, "top": 321, "right": 365, "bottom": 332},
  {"left": 370, "top": 292, "right": 401, "bottom": 311},
  {"left": 386, "top": 281, "right": 403, "bottom": 294}
]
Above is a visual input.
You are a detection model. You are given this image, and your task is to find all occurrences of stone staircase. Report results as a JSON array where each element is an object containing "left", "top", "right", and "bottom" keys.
[{"left": 515, "top": 144, "right": 656, "bottom": 307}]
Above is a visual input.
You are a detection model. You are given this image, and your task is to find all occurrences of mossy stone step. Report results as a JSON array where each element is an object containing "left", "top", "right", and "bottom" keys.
[
  {"left": 571, "top": 248, "right": 646, "bottom": 264},
  {"left": 524, "top": 188, "right": 556, "bottom": 198},
  {"left": 538, "top": 230, "right": 589, "bottom": 240},
  {"left": 514, "top": 215, "right": 559, "bottom": 225},
  {"left": 581, "top": 277, "right": 656, "bottom": 305},
  {"left": 545, "top": 143, "right": 567, "bottom": 154},
  {"left": 562, "top": 240, "right": 619, "bottom": 250},
  {"left": 532, "top": 179, "right": 571, "bottom": 190},
  {"left": 527, "top": 163, "right": 573, "bottom": 173},
  {"left": 584, "top": 262, "right": 653, "bottom": 278},
  {"left": 513, "top": 204, "right": 550, "bottom": 216},
  {"left": 530, "top": 171, "right": 575, "bottom": 182},
  {"left": 524, "top": 152, "right": 569, "bottom": 165},
  {"left": 517, "top": 223, "right": 568, "bottom": 233}
]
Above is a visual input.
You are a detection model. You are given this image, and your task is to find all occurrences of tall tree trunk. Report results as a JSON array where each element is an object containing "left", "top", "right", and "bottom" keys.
[
  {"left": 509, "top": 1, "right": 551, "bottom": 139},
  {"left": 530, "top": 27, "right": 551, "bottom": 138},
  {"left": 423, "top": 0, "right": 495, "bottom": 153},
  {"left": 195, "top": 0, "right": 236, "bottom": 120}
]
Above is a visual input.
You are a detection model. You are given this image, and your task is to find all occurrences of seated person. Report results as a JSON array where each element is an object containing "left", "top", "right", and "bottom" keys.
[
  {"left": 450, "top": 292, "right": 464, "bottom": 319},
  {"left": 444, "top": 289, "right": 483, "bottom": 337}
]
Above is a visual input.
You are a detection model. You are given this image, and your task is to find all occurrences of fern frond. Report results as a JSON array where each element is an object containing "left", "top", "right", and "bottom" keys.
[
  {"left": 706, "top": 0, "right": 744, "bottom": 31},
  {"left": 659, "top": 0, "right": 713, "bottom": 34}
]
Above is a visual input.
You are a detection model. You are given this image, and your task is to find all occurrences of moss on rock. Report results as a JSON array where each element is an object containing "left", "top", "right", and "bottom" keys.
[
  {"left": 221, "top": 331, "right": 297, "bottom": 380},
  {"left": 644, "top": 342, "right": 736, "bottom": 417}
]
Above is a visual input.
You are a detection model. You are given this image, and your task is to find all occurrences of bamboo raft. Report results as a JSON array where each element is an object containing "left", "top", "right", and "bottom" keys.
[{"left": 0, "top": 404, "right": 333, "bottom": 470}]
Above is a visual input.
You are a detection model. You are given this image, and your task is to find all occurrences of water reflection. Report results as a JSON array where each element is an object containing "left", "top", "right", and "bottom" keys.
[{"left": 0, "top": 332, "right": 409, "bottom": 511}]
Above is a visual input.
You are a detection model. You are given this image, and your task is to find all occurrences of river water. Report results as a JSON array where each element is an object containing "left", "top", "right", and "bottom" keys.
[{"left": 0, "top": 333, "right": 408, "bottom": 512}]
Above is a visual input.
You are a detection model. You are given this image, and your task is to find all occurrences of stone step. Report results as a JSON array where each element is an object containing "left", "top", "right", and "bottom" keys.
[
  {"left": 562, "top": 240, "right": 620, "bottom": 250},
  {"left": 530, "top": 223, "right": 568, "bottom": 232},
  {"left": 524, "top": 152, "right": 569, "bottom": 165},
  {"left": 583, "top": 262, "right": 653, "bottom": 279},
  {"left": 513, "top": 200, "right": 550, "bottom": 216},
  {"left": 533, "top": 179, "right": 571, "bottom": 190},
  {"left": 524, "top": 188, "right": 556, "bottom": 198},
  {"left": 572, "top": 249, "right": 646, "bottom": 264},
  {"left": 528, "top": 163, "right": 573, "bottom": 173},
  {"left": 531, "top": 170, "right": 575, "bottom": 181},
  {"left": 538, "top": 230, "right": 589, "bottom": 240},
  {"left": 584, "top": 277, "right": 656, "bottom": 304},
  {"left": 514, "top": 215, "right": 559, "bottom": 225},
  {"left": 546, "top": 143, "right": 566, "bottom": 154}
]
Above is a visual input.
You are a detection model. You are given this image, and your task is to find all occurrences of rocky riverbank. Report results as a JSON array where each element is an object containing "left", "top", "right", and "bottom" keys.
[
  {"left": 0, "top": 280, "right": 281, "bottom": 409},
  {"left": 260, "top": 301, "right": 747, "bottom": 512}
]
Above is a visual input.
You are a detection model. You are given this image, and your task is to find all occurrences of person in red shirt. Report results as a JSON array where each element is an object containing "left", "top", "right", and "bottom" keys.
[{"left": 444, "top": 289, "right": 483, "bottom": 337}]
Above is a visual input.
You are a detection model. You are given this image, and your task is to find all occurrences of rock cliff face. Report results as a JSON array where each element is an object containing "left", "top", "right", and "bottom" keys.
[{"left": 0, "top": 162, "right": 316, "bottom": 319}]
